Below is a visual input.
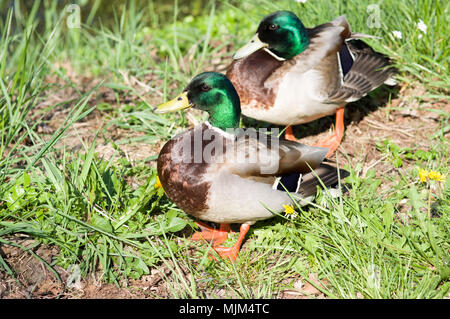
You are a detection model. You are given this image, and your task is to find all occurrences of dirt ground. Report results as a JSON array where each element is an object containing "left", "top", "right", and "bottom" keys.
[{"left": 1, "top": 55, "right": 448, "bottom": 299}]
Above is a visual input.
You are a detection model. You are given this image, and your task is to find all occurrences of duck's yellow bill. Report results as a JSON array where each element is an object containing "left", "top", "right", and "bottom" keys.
[
  {"left": 154, "top": 92, "right": 192, "bottom": 114},
  {"left": 233, "top": 34, "right": 268, "bottom": 60}
]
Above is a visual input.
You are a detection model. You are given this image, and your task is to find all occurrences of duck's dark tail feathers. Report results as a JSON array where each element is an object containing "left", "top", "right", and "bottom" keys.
[
  {"left": 275, "top": 164, "right": 349, "bottom": 198},
  {"left": 328, "top": 39, "right": 397, "bottom": 103},
  {"left": 297, "top": 163, "right": 350, "bottom": 198}
]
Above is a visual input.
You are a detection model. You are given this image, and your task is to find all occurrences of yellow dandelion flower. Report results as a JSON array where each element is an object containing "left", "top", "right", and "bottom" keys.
[
  {"left": 427, "top": 171, "right": 444, "bottom": 182},
  {"left": 418, "top": 168, "right": 428, "bottom": 183},
  {"left": 154, "top": 176, "right": 163, "bottom": 189},
  {"left": 283, "top": 204, "right": 295, "bottom": 215}
]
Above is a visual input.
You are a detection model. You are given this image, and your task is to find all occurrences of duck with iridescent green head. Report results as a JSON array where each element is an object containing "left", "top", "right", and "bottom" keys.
[
  {"left": 155, "top": 72, "right": 348, "bottom": 260},
  {"left": 227, "top": 11, "right": 396, "bottom": 157}
]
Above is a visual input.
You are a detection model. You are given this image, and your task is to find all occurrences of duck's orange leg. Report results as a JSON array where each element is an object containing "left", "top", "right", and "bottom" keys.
[
  {"left": 313, "top": 107, "right": 345, "bottom": 157},
  {"left": 191, "top": 221, "right": 231, "bottom": 246},
  {"left": 211, "top": 224, "right": 250, "bottom": 260},
  {"left": 284, "top": 125, "right": 298, "bottom": 142}
]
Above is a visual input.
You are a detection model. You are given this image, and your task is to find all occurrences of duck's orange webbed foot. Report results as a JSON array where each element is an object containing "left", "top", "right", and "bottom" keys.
[
  {"left": 314, "top": 107, "right": 345, "bottom": 157},
  {"left": 191, "top": 221, "right": 231, "bottom": 246},
  {"left": 284, "top": 125, "right": 298, "bottom": 142},
  {"left": 210, "top": 224, "right": 250, "bottom": 261}
]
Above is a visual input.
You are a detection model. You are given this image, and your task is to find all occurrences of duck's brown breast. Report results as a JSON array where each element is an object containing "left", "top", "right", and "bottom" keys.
[
  {"left": 226, "top": 50, "right": 284, "bottom": 109},
  {"left": 157, "top": 124, "right": 216, "bottom": 216}
]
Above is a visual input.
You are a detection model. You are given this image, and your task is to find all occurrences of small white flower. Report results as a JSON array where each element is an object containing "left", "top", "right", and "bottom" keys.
[
  {"left": 417, "top": 20, "right": 427, "bottom": 33},
  {"left": 392, "top": 30, "right": 402, "bottom": 39},
  {"left": 418, "top": 34, "right": 423, "bottom": 39},
  {"left": 295, "top": 0, "right": 308, "bottom": 3}
]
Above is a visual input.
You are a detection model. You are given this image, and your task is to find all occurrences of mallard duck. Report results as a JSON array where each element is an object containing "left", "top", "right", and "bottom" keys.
[
  {"left": 227, "top": 10, "right": 396, "bottom": 157},
  {"left": 154, "top": 72, "right": 348, "bottom": 260}
]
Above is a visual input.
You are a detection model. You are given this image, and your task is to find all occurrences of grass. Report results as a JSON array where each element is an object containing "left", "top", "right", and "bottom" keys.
[{"left": 0, "top": 0, "right": 448, "bottom": 298}]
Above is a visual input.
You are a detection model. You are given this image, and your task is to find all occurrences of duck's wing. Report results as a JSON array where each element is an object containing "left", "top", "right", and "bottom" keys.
[
  {"left": 310, "top": 16, "right": 396, "bottom": 103},
  {"left": 223, "top": 134, "right": 348, "bottom": 198},
  {"left": 224, "top": 132, "right": 328, "bottom": 178},
  {"left": 326, "top": 39, "right": 397, "bottom": 103}
]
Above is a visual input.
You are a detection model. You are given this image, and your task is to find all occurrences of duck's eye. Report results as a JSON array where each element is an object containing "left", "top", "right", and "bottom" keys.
[
  {"left": 201, "top": 84, "right": 211, "bottom": 92},
  {"left": 267, "top": 24, "right": 278, "bottom": 31}
]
